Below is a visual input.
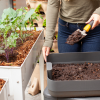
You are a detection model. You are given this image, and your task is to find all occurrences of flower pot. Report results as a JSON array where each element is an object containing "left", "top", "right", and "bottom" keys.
[
  {"left": 46, "top": 52, "right": 100, "bottom": 97},
  {"left": 0, "top": 27, "right": 44, "bottom": 100},
  {"left": 0, "top": 78, "right": 9, "bottom": 100}
]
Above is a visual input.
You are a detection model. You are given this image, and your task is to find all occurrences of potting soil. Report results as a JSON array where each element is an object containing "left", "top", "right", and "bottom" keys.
[
  {"left": 0, "top": 79, "right": 6, "bottom": 91},
  {"left": 66, "top": 30, "right": 83, "bottom": 45},
  {"left": 0, "top": 30, "right": 41, "bottom": 66},
  {"left": 52, "top": 63, "right": 100, "bottom": 80}
]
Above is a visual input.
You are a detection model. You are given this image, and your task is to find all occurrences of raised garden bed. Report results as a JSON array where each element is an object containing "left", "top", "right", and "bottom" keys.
[
  {"left": 0, "top": 27, "right": 44, "bottom": 100},
  {"left": 0, "top": 79, "right": 6, "bottom": 91},
  {"left": 0, "top": 7, "right": 44, "bottom": 100},
  {"left": 0, "top": 78, "right": 9, "bottom": 100},
  {"left": 0, "top": 30, "right": 41, "bottom": 66},
  {"left": 46, "top": 52, "right": 100, "bottom": 98}
]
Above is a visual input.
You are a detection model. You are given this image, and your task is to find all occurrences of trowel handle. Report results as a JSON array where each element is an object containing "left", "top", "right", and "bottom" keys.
[
  {"left": 89, "top": 20, "right": 94, "bottom": 27},
  {"left": 83, "top": 20, "right": 94, "bottom": 32}
]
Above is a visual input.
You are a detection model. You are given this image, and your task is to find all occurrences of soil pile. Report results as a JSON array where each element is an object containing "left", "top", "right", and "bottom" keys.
[
  {"left": 66, "top": 30, "right": 84, "bottom": 45},
  {"left": 52, "top": 63, "right": 100, "bottom": 81}
]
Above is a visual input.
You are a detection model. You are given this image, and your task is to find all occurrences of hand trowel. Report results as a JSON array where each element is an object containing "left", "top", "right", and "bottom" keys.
[{"left": 66, "top": 20, "right": 94, "bottom": 45}]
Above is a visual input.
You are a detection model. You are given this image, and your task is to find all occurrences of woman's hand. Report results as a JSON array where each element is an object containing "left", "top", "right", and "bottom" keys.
[
  {"left": 86, "top": 14, "right": 100, "bottom": 30},
  {"left": 42, "top": 46, "right": 50, "bottom": 62}
]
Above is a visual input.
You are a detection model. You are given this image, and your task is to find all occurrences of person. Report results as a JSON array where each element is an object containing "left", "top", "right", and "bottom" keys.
[{"left": 42, "top": 0, "right": 100, "bottom": 62}]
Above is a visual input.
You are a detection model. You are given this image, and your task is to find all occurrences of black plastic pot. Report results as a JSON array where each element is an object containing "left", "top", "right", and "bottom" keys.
[{"left": 46, "top": 52, "right": 100, "bottom": 98}]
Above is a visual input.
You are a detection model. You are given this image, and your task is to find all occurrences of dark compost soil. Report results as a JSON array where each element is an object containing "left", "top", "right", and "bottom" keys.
[
  {"left": 66, "top": 30, "right": 84, "bottom": 45},
  {"left": 0, "top": 79, "right": 6, "bottom": 91},
  {"left": 52, "top": 63, "right": 100, "bottom": 81},
  {"left": 0, "top": 30, "right": 41, "bottom": 66}
]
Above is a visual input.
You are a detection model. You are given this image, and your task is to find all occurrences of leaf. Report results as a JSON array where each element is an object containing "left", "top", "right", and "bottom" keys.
[
  {"left": 11, "top": 17, "right": 17, "bottom": 22},
  {"left": 24, "top": 9, "right": 35, "bottom": 21},
  {"left": 42, "top": 19, "right": 46, "bottom": 27},
  {"left": 17, "top": 11, "right": 22, "bottom": 16},
  {"left": 0, "top": 47, "right": 5, "bottom": 54},
  {"left": 0, "top": 50, "right": 5, "bottom": 54},
  {"left": 1, "top": 8, "right": 17, "bottom": 21},
  {"left": 0, "top": 19, "right": 1, "bottom": 24},
  {"left": 5, "top": 33, "right": 19, "bottom": 49},
  {"left": 35, "top": 4, "right": 41, "bottom": 14},
  {"left": 0, "top": 24, "right": 5, "bottom": 28},
  {"left": 40, "top": 16, "right": 43, "bottom": 19}
]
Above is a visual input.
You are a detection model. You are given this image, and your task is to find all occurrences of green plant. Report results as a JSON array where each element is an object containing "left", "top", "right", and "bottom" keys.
[
  {"left": 0, "top": 7, "right": 42, "bottom": 62},
  {"left": 35, "top": 4, "right": 41, "bottom": 14},
  {"left": 53, "top": 34, "right": 58, "bottom": 40},
  {"left": 42, "top": 19, "right": 46, "bottom": 27},
  {"left": 50, "top": 49, "right": 54, "bottom": 52}
]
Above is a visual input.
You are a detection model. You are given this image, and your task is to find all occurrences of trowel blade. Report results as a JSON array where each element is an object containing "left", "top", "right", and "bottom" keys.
[{"left": 78, "top": 29, "right": 87, "bottom": 36}]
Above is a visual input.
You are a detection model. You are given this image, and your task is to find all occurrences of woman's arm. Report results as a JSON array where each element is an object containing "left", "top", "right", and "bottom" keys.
[
  {"left": 42, "top": 0, "right": 60, "bottom": 62},
  {"left": 43, "top": 0, "right": 60, "bottom": 48}
]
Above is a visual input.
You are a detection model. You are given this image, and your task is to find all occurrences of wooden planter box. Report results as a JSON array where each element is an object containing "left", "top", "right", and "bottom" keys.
[
  {"left": 0, "top": 78, "right": 9, "bottom": 100},
  {"left": 0, "top": 27, "right": 44, "bottom": 100}
]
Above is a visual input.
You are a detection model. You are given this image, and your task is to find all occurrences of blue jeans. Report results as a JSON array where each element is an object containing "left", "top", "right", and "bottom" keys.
[{"left": 58, "top": 18, "right": 100, "bottom": 53}]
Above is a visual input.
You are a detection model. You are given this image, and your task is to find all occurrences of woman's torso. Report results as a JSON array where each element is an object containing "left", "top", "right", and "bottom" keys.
[{"left": 60, "top": 0, "right": 100, "bottom": 23}]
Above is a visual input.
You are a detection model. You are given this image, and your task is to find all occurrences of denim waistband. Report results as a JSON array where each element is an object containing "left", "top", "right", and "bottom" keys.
[{"left": 58, "top": 18, "right": 86, "bottom": 28}]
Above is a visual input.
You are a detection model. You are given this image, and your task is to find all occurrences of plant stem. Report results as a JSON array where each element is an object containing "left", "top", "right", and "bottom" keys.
[
  {"left": 25, "top": 26, "right": 27, "bottom": 31},
  {"left": 30, "top": 25, "right": 31, "bottom": 31},
  {"left": 11, "top": 48, "right": 14, "bottom": 55},
  {"left": 5, "top": 49, "right": 9, "bottom": 62}
]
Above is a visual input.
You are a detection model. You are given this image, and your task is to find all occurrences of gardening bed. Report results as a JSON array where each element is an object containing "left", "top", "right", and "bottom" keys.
[
  {"left": 0, "top": 79, "right": 6, "bottom": 91},
  {"left": 0, "top": 78, "right": 9, "bottom": 100},
  {"left": 46, "top": 52, "right": 100, "bottom": 97},
  {"left": 0, "top": 27, "right": 44, "bottom": 100},
  {"left": 0, "top": 7, "right": 45, "bottom": 100},
  {"left": 0, "top": 30, "right": 41, "bottom": 66}
]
